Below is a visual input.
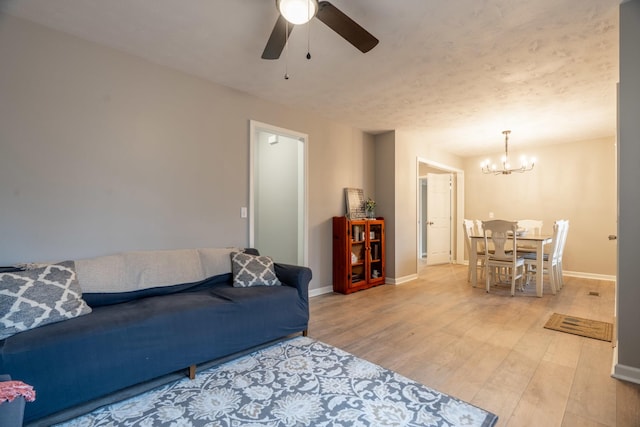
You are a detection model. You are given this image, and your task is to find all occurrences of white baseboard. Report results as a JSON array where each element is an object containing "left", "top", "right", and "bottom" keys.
[
  {"left": 384, "top": 274, "right": 418, "bottom": 285},
  {"left": 308, "top": 275, "right": 418, "bottom": 296},
  {"left": 563, "top": 270, "right": 616, "bottom": 282},
  {"left": 612, "top": 346, "right": 640, "bottom": 384},
  {"left": 459, "top": 262, "right": 615, "bottom": 282},
  {"left": 309, "top": 285, "right": 333, "bottom": 297}
]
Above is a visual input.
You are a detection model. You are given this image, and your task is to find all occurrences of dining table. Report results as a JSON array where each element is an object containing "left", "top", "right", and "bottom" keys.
[{"left": 469, "top": 233, "right": 553, "bottom": 297}]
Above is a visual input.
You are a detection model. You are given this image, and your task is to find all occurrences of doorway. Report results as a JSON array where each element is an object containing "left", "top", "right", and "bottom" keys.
[
  {"left": 417, "top": 158, "right": 465, "bottom": 271},
  {"left": 249, "top": 121, "right": 308, "bottom": 266},
  {"left": 423, "top": 172, "right": 452, "bottom": 265}
]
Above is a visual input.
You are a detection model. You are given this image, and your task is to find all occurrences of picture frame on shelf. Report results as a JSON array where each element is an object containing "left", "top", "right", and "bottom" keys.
[{"left": 344, "top": 188, "right": 366, "bottom": 219}]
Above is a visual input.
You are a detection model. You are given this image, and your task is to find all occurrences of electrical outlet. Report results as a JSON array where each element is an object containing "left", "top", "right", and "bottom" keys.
[{"left": 489, "top": 212, "right": 494, "bottom": 219}]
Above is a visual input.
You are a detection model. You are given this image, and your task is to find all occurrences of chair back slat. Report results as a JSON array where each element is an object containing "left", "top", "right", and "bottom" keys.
[
  {"left": 482, "top": 219, "right": 525, "bottom": 296},
  {"left": 482, "top": 220, "right": 518, "bottom": 260},
  {"left": 557, "top": 219, "right": 569, "bottom": 259},
  {"left": 550, "top": 221, "right": 563, "bottom": 259},
  {"left": 463, "top": 219, "right": 475, "bottom": 253},
  {"left": 474, "top": 219, "right": 484, "bottom": 236}
]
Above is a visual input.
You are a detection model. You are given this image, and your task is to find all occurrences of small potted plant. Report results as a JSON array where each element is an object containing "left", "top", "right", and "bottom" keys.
[
  {"left": 365, "top": 197, "right": 376, "bottom": 219},
  {"left": 0, "top": 375, "right": 35, "bottom": 427}
]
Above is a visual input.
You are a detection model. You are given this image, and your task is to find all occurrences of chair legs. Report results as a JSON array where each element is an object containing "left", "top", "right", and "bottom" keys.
[
  {"left": 485, "top": 265, "right": 504, "bottom": 293},
  {"left": 524, "top": 263, "right": 558, "bottom": 294},
  {"left": 549, "top": 266, "right": 558, "bottom": 295},
  {"left": 469, "top": 259, "right": 485, "bottom": 284},
  {"left": 556, "top": 262, "right": 565, "bottom": 290},
  {"left": 511, "top": 265, "right": 525, "bottom": 296},
  {"left": 485, "top": 266, "right": 491, "bottom": 293},
  {"left": 485, "top": 265, "right": 524, "bottom": 296}
]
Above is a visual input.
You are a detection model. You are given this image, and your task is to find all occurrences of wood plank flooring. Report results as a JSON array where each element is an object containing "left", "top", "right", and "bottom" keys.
[{"left": 308, "top": 263, "right": 640, "bottom": 426}]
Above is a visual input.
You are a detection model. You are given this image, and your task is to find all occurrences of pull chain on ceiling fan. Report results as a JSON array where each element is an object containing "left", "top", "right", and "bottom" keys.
[{"left": 262, "top": 0, "right": 378, "bottom": 60}]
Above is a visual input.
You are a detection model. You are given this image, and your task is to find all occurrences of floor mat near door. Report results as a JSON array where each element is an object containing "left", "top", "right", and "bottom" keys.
[{"left": 544, "top": 313, "right": 613, "bottom": 342}]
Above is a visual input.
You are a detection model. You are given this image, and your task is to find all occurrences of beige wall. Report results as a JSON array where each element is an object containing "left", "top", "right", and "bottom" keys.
[
  {"left": 379, "top": 129, "right": 465, "bottom": 281},
  {"left": 374, "top": 129, "right": 616, "bottom": 279},
  {"left": 464, "top": 137, "right": 617, "bottom": 276},
  {"left": 0, "top": 14, "right": 374, "bottom": 292}
]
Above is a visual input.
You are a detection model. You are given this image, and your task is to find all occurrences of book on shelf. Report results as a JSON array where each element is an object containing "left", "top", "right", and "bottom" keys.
[{"left": 352, "top": 225, "right": 363, "bottom": 241}]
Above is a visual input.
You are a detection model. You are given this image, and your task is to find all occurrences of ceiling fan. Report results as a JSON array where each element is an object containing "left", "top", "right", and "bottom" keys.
[{"left": 261, "top": 0, "right": 379, "bottom": 60}]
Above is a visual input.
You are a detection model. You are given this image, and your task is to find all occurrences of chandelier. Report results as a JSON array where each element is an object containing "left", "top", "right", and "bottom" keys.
[{"left": 480, "top": 130, "right": 535, "bottom": 175}]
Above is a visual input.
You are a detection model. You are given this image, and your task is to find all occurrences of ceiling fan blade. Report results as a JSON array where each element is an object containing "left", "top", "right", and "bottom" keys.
[
  {"left": 316, "top": 1, "right": 378, "bottom": 53},
  {"left": 262, "top": 14, "right": 294, "bottom": 60}
]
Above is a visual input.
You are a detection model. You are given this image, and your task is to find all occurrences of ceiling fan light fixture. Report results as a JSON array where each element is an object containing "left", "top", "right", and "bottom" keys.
[{"left": 277, "top": 0, "right": 318, "bottom": 25}]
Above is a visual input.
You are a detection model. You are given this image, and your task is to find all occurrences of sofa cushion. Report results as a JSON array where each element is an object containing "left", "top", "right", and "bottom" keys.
[
  {"left": 76, "top": 248, "right": 243, "bottom": 296},
  {"left": 197, "top": 248, "right": 239, "bottom": 278},
  {"left": 0, "top": 261, "right": 92, "bottom": 340},
  {"left": 76, "top": 248, "right": 243, "bottom": 307},
  {"left": 75, "top": 249, "right": 203, "bottom": 294},
  {"left": 231, "top": 252, "right": 281, "bottom": 287}
]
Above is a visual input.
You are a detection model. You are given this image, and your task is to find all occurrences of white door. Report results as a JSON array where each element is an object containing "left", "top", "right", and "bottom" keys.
[{"left": 426, "top": 173, "right": 451, "bottom": 265}]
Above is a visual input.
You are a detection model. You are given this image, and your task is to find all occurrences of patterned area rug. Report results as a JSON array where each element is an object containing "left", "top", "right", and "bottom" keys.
[
  {"left": 544, "top": 313, "right": 613, "bottom": 342},
  {"left": 56, "top": 337, "right": 497, "bottom": 427}
]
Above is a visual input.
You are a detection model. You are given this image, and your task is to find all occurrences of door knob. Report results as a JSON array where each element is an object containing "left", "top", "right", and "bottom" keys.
[
  {"left": 608, "top": 235, "right": 617, "bottom": 240},
  {"left": 427, "top": 221, "right": 434, "bottom": 226}
]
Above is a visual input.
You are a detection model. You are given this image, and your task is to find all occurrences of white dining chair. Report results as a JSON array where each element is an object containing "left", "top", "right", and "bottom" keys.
[
  {"left": 463, "top": 219, "right": 484, "bottom": 282},
  {"left": 474, "top": 219, "right": 484, "bottom": 236},
  {"left": 517, "top": 219, "right": 543, "bottom": 253},
  {"left": 517, "top": 219, "right": 543, "bottom": 235},
  {"left": 474, "top": 219, "right": 490, "bottom": 253},
  {"left": 482, "top": 220, "right": 525, "bottom": 296},
  {"left": 522, "top": 219, "right": 566, "bottom": 294},
  {"left": 555, "top": 220, "right": 569, "bottom": 290}
]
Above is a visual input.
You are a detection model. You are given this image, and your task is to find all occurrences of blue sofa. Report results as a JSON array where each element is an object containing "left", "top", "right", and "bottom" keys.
[{"left": 0, "top": 248, "right": 311, "bottom": 425}]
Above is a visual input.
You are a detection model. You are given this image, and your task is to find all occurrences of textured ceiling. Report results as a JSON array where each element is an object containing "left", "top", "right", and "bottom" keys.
[{"left": 0, "top": 0, "right": 620, "bottom": 157}]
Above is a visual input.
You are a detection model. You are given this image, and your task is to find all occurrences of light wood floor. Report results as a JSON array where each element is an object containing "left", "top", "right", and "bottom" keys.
[{"left": 308, "top": 263, "right": 640, "bottom": 427}]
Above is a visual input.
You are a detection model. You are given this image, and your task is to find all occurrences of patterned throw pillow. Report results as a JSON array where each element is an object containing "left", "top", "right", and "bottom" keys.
[
  {"left": 0, "top": 261, "right": 92, "bottom": 340},
  {"left": 230, "top": 252, "right": 282, "bottom": 287}
]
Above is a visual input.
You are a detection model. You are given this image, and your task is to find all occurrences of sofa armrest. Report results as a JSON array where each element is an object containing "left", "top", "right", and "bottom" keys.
[{"left": 274, "top": 263, "right": 312, "bottom": 303}]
